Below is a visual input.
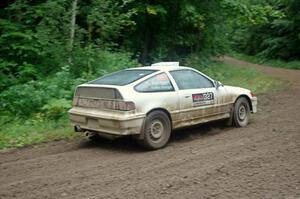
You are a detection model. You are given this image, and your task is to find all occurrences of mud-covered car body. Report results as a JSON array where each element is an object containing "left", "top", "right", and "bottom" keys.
[{"left": 69, "top": 62, "right": 257, "bottom": 142}]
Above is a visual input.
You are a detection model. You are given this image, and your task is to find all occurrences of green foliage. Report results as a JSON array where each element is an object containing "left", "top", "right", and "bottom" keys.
[
  {"left": 0, "top": 50, "right": 136, "bottom": 118},
  {"left": 0, "top": 66, "right": 82, "bottom": 117},
  {"left": 41, "top": 99, "right": 72, "bottom": 120},
  {"left": 0, "top": 81, "right": 47, "bottom": 117},
  {"left": 230, "top": 0, "right": 300, "bottom": 61},
  {"left": 72, "top": 47, "right": 139, "bottom": 76},
  {"left": 86, "top": 0, "right": 136, "bottom": 44},
  {"left": 127, "top": 0, "right": 231, "bottom": 63}
]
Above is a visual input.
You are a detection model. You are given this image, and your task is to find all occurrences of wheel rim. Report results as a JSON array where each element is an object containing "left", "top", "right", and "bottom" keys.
[
  {"left": 150, "top": 120, "right": 164, "bottom": 140},
  {"left": 238, "top": 105, "right": 247, "bottom": 121}
]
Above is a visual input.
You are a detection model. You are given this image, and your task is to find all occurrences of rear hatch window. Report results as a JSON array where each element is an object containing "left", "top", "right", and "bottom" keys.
[
  {"left": 73, "top": 87, "right": 135, "bottom": 111},
  {"left": 89, "top": 69, "right": 157, "bottom": 86},
  {"left": 75, "top": 87, "right": 122, "bottom": 99}
]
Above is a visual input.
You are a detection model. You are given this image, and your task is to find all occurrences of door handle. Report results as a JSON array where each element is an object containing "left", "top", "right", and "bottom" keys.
[{"left": 185, "top": 96, "right": 191, "bottom": 98}]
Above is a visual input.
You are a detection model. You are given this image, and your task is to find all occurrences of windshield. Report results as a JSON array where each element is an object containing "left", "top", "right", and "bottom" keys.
[{"left": 89, "top": 69, "right": 157, "bottom": 86}]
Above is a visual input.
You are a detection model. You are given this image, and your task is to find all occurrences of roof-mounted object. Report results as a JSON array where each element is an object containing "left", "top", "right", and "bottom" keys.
[{"left": 151, "top": 62, "right": 179, "bottom": 67}]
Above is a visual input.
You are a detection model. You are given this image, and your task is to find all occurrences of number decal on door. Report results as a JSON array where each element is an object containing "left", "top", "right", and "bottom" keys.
[{"left": 192, "top": 92, "right": 214, "bottom": 106}]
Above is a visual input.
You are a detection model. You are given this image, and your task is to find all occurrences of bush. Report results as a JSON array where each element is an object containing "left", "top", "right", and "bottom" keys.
[
  {"left": 0, "top": 50, "right": 139, "bottom": 118},
  {"left": 0, "top": 81, "right": 47, "bottom": 117},
  {"left": 72, "top": 47, "right": 140, "bottom": 77},
  {"left": 0, "top": 66, "right": 84, "bottom": 117},
  {"left": 41, "top": 99, "right": 72, "bottom": 120}
]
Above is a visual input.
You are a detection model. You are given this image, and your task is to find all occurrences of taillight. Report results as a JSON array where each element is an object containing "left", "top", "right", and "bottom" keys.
[
  {"left": 114, "top": 101, "right": 136, "bottom": 111},
  {"left": 74, "top": 97, "right": 135, "bottom": 111},
  {"left": 72, "top": 97, "right": 79, "bottom": 106},
  {"left": 250, "top": 92, "right": 256, "bottom": 97}
]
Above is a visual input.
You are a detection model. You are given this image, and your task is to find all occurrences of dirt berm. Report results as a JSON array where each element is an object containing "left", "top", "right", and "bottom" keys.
[{"left": 0, "top": 57, "right": 299, "bottom": 199}]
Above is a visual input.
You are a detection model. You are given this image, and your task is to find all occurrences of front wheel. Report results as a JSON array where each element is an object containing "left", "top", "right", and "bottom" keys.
[
  {"left": 138, "top": 110, "right": 171, "bottom": 150},
  {"left": 233, "top": 97, "right": 250, "bottom": 127}
]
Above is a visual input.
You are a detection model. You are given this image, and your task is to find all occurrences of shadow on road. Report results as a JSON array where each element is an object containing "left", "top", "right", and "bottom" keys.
[
  {"left": 171, "top": 120, "right": 231, "bottom": 141},
  {"left": 78, "top": 119, "right": 231, "bottom": 152}
]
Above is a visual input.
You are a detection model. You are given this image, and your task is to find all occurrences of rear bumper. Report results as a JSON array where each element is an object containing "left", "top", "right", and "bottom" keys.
[
  {"left": 68, "top": 107, "right": 145, "bottom": 136},
  {"left": 251, "top": 97, "right": 258, "bottom": 113}
]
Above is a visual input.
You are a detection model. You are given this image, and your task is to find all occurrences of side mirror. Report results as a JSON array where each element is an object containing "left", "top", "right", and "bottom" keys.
[{"left": 215, "top": 81, "right": 223, "bottom": 89}]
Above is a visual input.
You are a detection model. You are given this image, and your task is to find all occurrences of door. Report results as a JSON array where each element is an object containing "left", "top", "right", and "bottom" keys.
[{"left": 169, "top": 69, "right": 226, "bottom": 125}]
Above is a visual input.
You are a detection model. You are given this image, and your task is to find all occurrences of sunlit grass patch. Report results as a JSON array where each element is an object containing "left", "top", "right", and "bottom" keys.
[
  {"left": 196, "top": 62, "right": 286, "bottom": 94},
  {"left": 0, "top": 116, "right": 78, "bottom": 149},
  {"left": 231, "top": 52, "right": 300, "bottom": 70}
]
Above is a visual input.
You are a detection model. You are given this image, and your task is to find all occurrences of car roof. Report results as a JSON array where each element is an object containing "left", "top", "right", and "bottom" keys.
[{"left": 127, "top": 65, "right": 191, "bottom": 72}]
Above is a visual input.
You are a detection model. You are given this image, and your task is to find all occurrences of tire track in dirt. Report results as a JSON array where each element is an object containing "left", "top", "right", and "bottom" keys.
[{"left": 0, "top": 57, "right": 299, "bottom": 199}]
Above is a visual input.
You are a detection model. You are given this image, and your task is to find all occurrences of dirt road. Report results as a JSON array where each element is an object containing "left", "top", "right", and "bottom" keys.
[{"left": 1, "top": 57, "right": 299, "bottom": 199}]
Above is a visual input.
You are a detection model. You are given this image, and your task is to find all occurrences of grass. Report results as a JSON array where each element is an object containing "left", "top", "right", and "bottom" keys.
[
  {"left": 195, "top": 62, "right": 285, "bottom": 94},
  {"left": 0, "top": 116, "right": 78, "bottom": 150},
  {"left": 231, "top": 52, "right": 300, "bottom": 70},
  {"left": 0, "top": 61, "right": 285, "bottom": 150}
]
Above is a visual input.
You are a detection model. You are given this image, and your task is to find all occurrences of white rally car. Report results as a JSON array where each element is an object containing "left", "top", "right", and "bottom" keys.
[{"left": 69, "top": 62, "right": 257, "bottom": 149}]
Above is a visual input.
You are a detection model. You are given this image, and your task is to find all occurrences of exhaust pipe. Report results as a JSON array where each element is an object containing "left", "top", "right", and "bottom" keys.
[
  {"left": 74, "top": 125, "right": 83, "bottom": 132},
  {"left": 85, "top": 131, "right": 96, "bottom": 138}
]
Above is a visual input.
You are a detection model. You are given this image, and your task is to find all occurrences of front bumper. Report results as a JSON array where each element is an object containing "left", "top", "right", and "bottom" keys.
[
  {"left": 68, "top": 107, "right": 145, "bottom": 136},
  {"left": 251, "top": 97, "right": 258, "bottom": 113}
]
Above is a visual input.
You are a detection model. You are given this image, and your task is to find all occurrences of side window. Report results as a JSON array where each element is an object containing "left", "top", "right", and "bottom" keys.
[
  {"left": 170, "top": 70, "right": 214, "bottom": 90},
  {"left": 135, "top": 73, "right": 174, "bottom": 92}
]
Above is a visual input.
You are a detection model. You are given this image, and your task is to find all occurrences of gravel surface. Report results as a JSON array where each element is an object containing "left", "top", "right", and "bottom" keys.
[{"left": 0, "top": 57, "right": 299, "bottom": 199}]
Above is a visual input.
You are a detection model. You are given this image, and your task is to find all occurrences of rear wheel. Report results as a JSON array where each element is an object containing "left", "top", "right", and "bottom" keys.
[
  {"left": 138, "top": 110, "right": 171, "bottom": 150},
  {"left": 233, "top": 97, "right": 250, "bottom": 127}
]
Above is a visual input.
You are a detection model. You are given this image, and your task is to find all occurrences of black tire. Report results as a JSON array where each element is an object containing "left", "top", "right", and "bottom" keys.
[
  {"left": 233, "top": 97, "right": 250, "bottom": 127},
  {"left": 138, "top": 110, "right": 171, "bottom": 150}
]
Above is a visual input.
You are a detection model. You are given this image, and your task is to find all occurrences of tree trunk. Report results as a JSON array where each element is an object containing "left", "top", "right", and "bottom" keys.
[
  {"left": 68, "top": 0, "right": 78, "bottom": 65},
  {"left": 139, "top": 26, "right": 150, "bottom": 64},
  {"left": 87, "top": 21, "right": 93, "bottom": 75}
]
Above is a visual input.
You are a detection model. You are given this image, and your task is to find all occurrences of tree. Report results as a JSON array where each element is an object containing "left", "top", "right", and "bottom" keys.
[
  {"left": 229, "top": 0, "right": 299, "bottom": 60},
  {"left": 68, "top": 0, "right": 78, "bottom": 66}
]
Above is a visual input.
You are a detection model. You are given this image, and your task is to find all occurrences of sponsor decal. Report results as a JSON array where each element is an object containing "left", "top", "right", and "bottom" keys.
[
  {"left": 192, "top": 92, "right": 214, "bottom": 106},
  {"left": 155, "top": 73, "right": 169, "bottom": 81}
]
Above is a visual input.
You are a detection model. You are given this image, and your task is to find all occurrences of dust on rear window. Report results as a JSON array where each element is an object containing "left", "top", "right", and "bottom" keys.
[{"left": 89, "top": 69, "right": 157, "bottom": 86}]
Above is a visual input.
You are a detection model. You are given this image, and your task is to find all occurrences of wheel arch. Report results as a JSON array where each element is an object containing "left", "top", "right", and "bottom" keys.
[
  {"left": 235, "top": 95, "right": 253, "bottom": 112},
  {"left": 146, "top": 108, "right": 173, "bottom": 129}
]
